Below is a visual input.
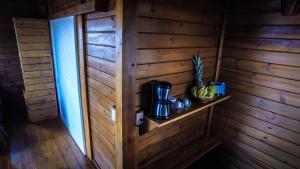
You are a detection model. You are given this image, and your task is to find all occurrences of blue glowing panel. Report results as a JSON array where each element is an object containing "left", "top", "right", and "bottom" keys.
[{"left": 50, "top": 16, "right": 85, "bottom": 154}]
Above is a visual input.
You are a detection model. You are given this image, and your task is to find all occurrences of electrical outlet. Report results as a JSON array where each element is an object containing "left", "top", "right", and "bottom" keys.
[
  {"left": 136, "top": 111, "right": 144, "bottom": 126},
  {"left": 111, "top": 106, "right": 116, "bottom": 123}
]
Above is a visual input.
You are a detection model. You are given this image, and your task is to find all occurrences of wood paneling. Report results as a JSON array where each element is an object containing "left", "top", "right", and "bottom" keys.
[
  {"left": 85, "top": 11, "right": 117, "bottom": 169},
  {"left": 0, "top": 17, "right": 25, "bottom": 114},
  {"left": 135, "top": 0, "right": 223, "bottom": 168},
  {"left": 213, "top": 1, "right": 300, "bottom": 168},
  {"left": 14, "top": 18, "right": 58, "bottom": 122}
]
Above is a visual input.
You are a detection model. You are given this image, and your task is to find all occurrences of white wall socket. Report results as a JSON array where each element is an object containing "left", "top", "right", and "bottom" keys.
[
  {"left": 136, "top": 111, "right": 144, "bottom": 126},
  {"left": 111, "top": 106, "right": 116, "bottom": 123}
]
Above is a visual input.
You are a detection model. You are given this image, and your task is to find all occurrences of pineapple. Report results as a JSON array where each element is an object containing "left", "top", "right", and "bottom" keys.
[{"left": 192, "top": 55, "right": 204, "bottom": 88}]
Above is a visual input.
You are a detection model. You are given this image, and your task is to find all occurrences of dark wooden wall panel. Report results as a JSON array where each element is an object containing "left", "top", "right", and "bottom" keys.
[
  {"left": 213, "top": 0, "right": 300, "bottom": 169},
  {"left": 85, "top": 11, "right": 117, "bottom": 169},
  {"left": 135, "top": 0, "right": 223, "bottom": 168},
  {"left": 0, "top": 0, "right": 43, "bottom": 122}
]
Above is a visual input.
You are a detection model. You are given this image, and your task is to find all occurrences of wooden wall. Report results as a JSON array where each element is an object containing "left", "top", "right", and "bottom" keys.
[
  {"left": 84, "top": 11, "right": 117, "bottom": 169},
  {"left": 135, "top": 0, "right": 224, "bottom": 168},
  {"left": 0, "top": 0, "right": 44, "bottom": 122},
  {"left": 213, "top": 0, "right": 300, "bottom": 169},
  {"left": 14, "top": 18, "right": 58, "bottom": 122}
]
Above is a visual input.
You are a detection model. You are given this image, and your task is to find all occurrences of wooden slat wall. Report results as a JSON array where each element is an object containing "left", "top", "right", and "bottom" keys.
[
  {"left": 135, "top": 0, "right": 223, "bottom": 168},
  {"left": 0, "top": 17, "right": 25, "bottom": 114},
  {"left": 0, "top": 0, "right": 43, "bottom": 120},
  {"left": 14, "top": 18, "right": 58, "bottom": 122},
  {"left": 85, "top": 11, "right": 117, "bottom": 169},
  {"left": 213, "top": 0, "right": 300, "bottom": 169}
]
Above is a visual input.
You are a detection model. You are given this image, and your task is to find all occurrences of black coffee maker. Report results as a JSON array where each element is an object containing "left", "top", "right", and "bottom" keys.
[{"left": 150, "top": 81, "right": 172, "bottom": 120}]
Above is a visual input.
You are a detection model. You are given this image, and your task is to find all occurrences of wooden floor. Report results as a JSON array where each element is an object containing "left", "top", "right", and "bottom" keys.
[{"left": 0, "top": 118, "right": 95, "bottom": 169}]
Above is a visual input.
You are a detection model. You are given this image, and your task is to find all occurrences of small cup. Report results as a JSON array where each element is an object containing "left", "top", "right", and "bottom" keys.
[
  {"left": 182, "top": 98, "right": 192, "bottom": 107},
  {"left": 175, "top": 101, "right": 184, "bottom": 109}
]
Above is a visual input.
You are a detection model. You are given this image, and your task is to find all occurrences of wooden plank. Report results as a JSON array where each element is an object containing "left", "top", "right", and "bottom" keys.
[
  {"left": 115, "top": 0, "right": 137, "bottom": 168},
  {"left": 22, "top": 63, "right": 52, "bottom": 72},
  {"left": 136, "top": 47, "right": 217, "bottom": 64},
  {"left": 87, "top": 67, "right": 115, "bottom": 89},
  {"left": 76, "top": 14, "right": 91, "bottom": 160},
  {"left": 86, "top": 44, "right": 116, "bottom": 62},
  {"left": 138, "top": 17, "right": 219, "bottom": 35},
  {"left": 225, "top": 37, "right": 300, "bottom": 53},
  {"left": 137, "top": 34, "right": 217, "bottom": 49},
  {"left": 228, "top": 12, "right": 300, "bottom": 25},
  {"left": 17, "top": 36, "right": 49, "bottom": 43},
  {"left": 227, "top": 25, "right": 300, "bottom": 40},
  {"left": 23, "top": 70, "right": 52, "bottom": 78},
  {"left": 87, "top": 55, "right": 116, "bottom": 76},
  {"left": 137, "top": 1, "right": 221, "bottom": 24},
  {"left": 221, "top": 68, "right": 300, "bottom": 94},
  {"left": 86, "top": 32, "right": 116, "bottom": 46},
  {"left": 26, "top": 82, "right": 55, "bottom": 92},
  {"left": 225, "top": 79, "right": 300, "bottom": 108},
  {"left": 51, "top": 1, "right": 100, "bottom": 19},
  {"left": 136, "top": 58, "right": 215, "bottom": 79},
  {"left": 14, "top": 19, "right": 48, "bottom": 28},
  {"left": 87, "top": 77, "right": 116, "bottom": 102},
  {"left": 86, "top": 16, "right": 116, "bottom": 32},
  {"left": 20, "top": 50, "right": 51, "bottom": 58},
  {"left": 14, "top": 28, "right": 49, "bottom": 36},
  {"left": 222, "top": 57, "right": 300, "bottom": 80},
  {"left": 19, "top": 43, "right": 50, "bottom": 50},
  {"left": 223, "top": 47, "right": 300, "bottom": 67}
]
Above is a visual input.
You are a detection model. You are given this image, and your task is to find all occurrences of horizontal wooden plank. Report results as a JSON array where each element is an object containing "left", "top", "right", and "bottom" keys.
[
  {"left": 138, "top": 1, "right": 221, "bottom": 24},
  {"left": 22, "top": 63, "right": 52, "bottom": 72},
  {"left": 88, "top": 87, "right": 114, "bottom": 112},
  {"left": 86, "top": 32, "right": 115, "bottom": 46},
  {"left": 214, "top": 124, "right": 298, "bottom": 169},
  {"left": 87, "top": 67, "right": 115, "bottom": 89},
  {"left": 28, "top": 101, "right": 57, "bottom": 111},
  {"left": 27, "top": 95, "right": 56, "bottom": 105},
  {"left": 222, "top": 57, "right": 300, "bottom": 80},
  {"left": 23, "top": 70, "right": 52, "bottom": 78},
  {"left": 227, "top": 25, "right": 300, "bottom": 40},
  {"left": 17, "top": 36, "right": 49, "bottom": 43},
  {"left": 26, "top": 82, "right": 55, "bottom": 92},
  {"left": 89, "top": 105, "right": 115, "bottom": 135},
  {"left": 85, "top": 10, "right": 116, "bottom": 20},
  {"left": 222, "top": 101, "right": 300, "bottom": 133},
  {"left": 87, "top": 55, "right": 116, "bottom": 76},
  {"left": 221, "top": 68, "right": 300, "bottom": 94},
  {"left": 225, "top": 37, "right": 300, "bottom": 53},
  {"left": 14, "top": 19, "right": 48, "bottom": 28},
  {"left": 20, "top": 50, "right": 51, "bottom": 57},
  {"left": 89, "top": 96, "right": 112, "bottom": 121},
  {"left": 14, "top": 28, "right": 49, "bottom": 36},
  {"left": 138, "top": 17, "right": 219, "bottom": 35},
  {"left": 138, "top": 34, "right": 217, "bottom": 49},
  {"left": 92, "top": 133, "right": 115, "bottom": 169},
  {"left": 19, "top": 43, "right": 50, "bottom": 50},
  {"left": 21, "top": 57, "right": 51, "bottom": 65},
  {"left": 219, "top": 105, "right": 300, "bottom": 145},
  {"left": 229, "top": 90, "right": 300, "bottom": 121},
  {"left": 136, "top": 58, "right": 215, "bottom": 79},
  {"left": 86, "top": 44, "right": 116, "bottom": 62},
  {"left": 214, "top": 113, "right": 300, "bottom": 159},
  {"left": 90, "top": 115, "right": 115, "bottom": 151},
  {"left": 228, "top": 12, "right": 300, "bottom": 26},
  {"left": 223, "top": 47, "right": 300, "bottom": 67},
  {"left": 137, "top": 47, "right": 217, "bottom": 64},
  {"left": 86, "top": 16, "right": 116, "bottom": 32},
  {"left": 25, "top": 89, "right": 56, "bottom": 98},
  {"left": 87, "top": 77, "right": 116, "bottom": 102},
  {"left": 225, "top": 79, "right": 300, "bottom": 108}
]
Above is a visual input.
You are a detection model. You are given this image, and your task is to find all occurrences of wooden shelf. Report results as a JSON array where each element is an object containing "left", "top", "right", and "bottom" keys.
[
  {"left": 145, "top": 95, "right": 231, "bottom": 131},
  {"left": 145, "top": 137, "right": 221, "bottom": 169}
]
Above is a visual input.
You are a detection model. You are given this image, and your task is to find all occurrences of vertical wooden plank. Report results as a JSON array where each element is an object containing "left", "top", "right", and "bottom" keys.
[
  {"left": 206, "top": 0, "right": 228, "bottom": 137},
  {"left": 115, "top": 0, "right": 137, "bottom": 168},
  {"left": 76, "top": 15, "right": 92, "bottom": 159}
]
